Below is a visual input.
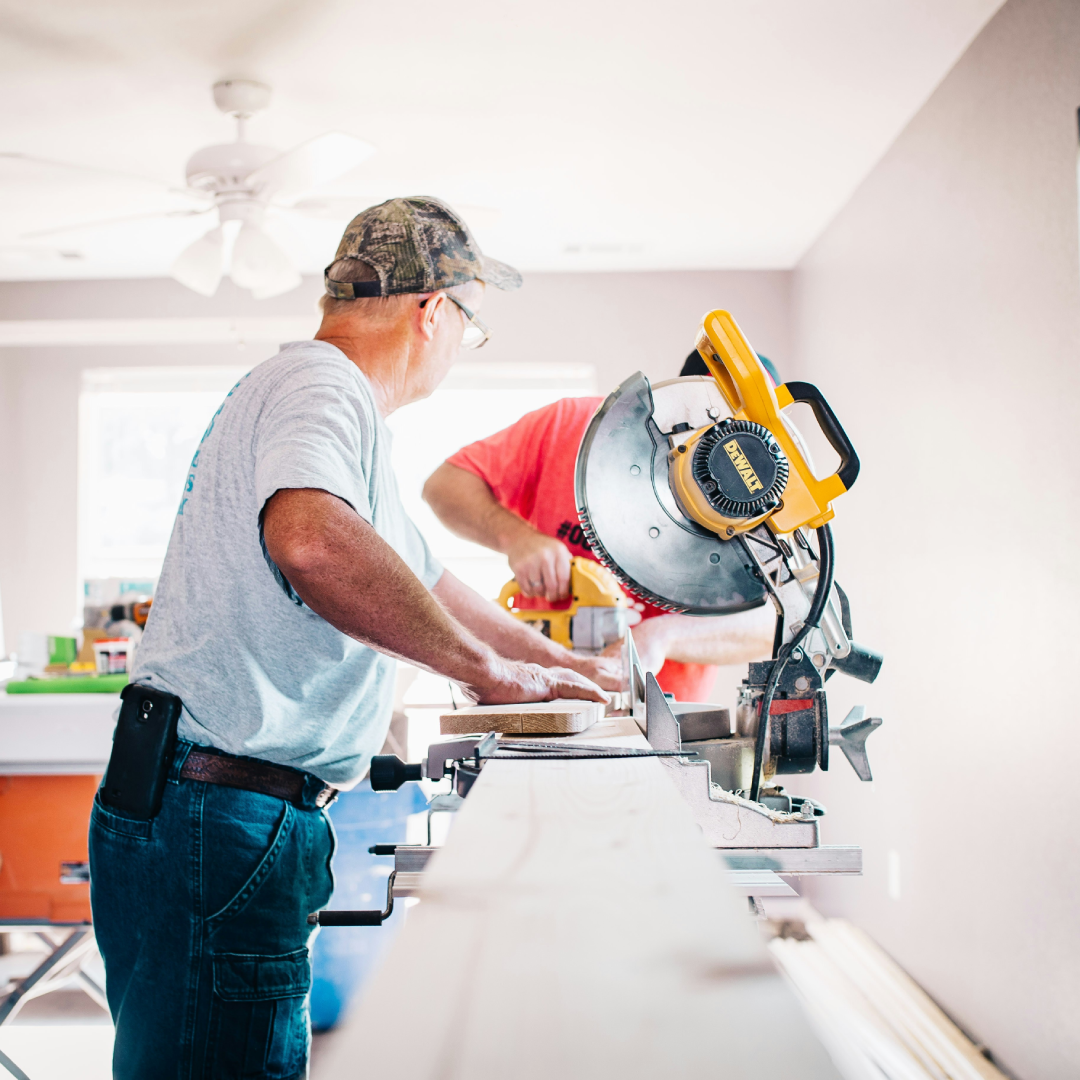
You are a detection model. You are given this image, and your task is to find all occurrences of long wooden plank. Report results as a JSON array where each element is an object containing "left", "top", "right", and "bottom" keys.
[
  {"left": 771, "top": 920, "right": 1010, "bottom": 1080},
  {"left": 439, "top": 699, "right": 604, "bottom": 735},
  {"left": 321, "top": 716, "right": 840, "bottom": 1079}
]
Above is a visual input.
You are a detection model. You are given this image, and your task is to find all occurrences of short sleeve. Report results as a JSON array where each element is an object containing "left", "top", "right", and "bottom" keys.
[
  {"left": 254, "top": 375, "right": 375, "bottom": 521},
  {"left": 445, "top": 401, "right": 565, "bottom": 520}
]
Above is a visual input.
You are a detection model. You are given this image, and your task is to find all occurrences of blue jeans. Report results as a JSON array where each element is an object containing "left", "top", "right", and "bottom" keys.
[{"left": 88, "top": 741, "right": 335, "bottom": 1080}]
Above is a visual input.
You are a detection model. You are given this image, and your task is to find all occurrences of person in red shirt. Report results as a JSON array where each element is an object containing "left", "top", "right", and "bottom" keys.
[{"left": 423, "top": 353, "right": 778, "bottom": 701}]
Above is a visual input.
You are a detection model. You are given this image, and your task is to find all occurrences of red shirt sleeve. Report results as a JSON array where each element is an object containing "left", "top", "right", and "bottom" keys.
[{"left": 445, "top": 397, "right": 602, "bottom": 525}]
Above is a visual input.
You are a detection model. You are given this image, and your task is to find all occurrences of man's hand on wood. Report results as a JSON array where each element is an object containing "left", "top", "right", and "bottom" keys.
[{"left": 464, "top": 658, "right": 608, "bottom": 706}]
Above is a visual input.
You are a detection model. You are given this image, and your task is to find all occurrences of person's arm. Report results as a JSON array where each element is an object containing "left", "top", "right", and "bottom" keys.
[
  {"left": 431, "top": 569, "right": 623, "bottom": 691},
  {"left": 261, "top": 488, "right": 606, "bottom": 705},
  {"left": 628, "top": 607, "right": 776, "bottom": 675},
  {"left": 423, "top": 461, "right": 571, "bottom": 601}
]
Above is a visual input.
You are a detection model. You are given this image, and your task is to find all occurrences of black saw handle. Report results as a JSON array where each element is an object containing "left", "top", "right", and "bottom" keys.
[
  {"left": 308, "top": 871, "right": 396, "bottom": 926},
  {"left": 782, "top": 381, "right": 861, "bottom": 491}
]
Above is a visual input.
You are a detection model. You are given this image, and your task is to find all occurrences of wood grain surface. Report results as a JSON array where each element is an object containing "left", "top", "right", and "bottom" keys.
[
  {"left": 322, "top": 716, "right": 839, "bottom": 1079},
  {"left": 439, "top": 699, "right": 604, "bottom": 735}
]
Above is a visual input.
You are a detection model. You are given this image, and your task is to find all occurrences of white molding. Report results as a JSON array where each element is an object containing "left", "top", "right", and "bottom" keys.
[{"left": 0, "top": 317, "right": 319, "bottom": 347}]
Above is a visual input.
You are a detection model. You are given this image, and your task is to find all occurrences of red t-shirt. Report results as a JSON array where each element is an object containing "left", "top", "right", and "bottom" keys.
[{"left": 446, "top": 397, "right": 718, "bottom": 701}]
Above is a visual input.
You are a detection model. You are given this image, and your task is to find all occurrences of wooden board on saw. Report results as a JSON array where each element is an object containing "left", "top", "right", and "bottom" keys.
[
  {"left": 321, "top": 716, "right": 840, "bottom": 1080},
  {"left": 439, "top": 699, "right": 604, "bottom": 735}
]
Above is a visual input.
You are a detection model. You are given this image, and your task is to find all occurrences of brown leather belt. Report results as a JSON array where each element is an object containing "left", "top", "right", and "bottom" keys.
[{"left": 180, "top": 749, "right": 338, "bottom": 809}]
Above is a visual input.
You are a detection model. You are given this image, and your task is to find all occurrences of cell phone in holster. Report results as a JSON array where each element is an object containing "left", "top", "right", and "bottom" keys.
[{"left": 100, "top": 683, "right": 184, "bottom": 820}]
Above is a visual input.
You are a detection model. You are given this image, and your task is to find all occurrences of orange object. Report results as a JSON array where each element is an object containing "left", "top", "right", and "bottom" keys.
[{"left": 0, "top": 775, "right": 99, "bottom": 922}]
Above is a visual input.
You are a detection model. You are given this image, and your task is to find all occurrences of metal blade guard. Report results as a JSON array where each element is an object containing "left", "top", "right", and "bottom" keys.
[{"left": 574, "top": 372, "right": 767, "bottom": 615}]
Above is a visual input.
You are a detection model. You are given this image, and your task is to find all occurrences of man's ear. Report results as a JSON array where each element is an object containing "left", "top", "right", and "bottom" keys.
[{"left": 416, "top": 292, "right": 447, "bottom": 342}]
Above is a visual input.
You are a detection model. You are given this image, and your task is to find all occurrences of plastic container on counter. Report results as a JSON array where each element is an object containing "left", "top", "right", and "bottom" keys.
[{"left": 92, "top": 638, "right": 132, "bottom": 675}]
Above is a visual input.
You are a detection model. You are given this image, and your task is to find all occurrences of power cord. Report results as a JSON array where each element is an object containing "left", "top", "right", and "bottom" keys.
[{"left": 749, "top": 523, "right": 834, "bottom": 803}]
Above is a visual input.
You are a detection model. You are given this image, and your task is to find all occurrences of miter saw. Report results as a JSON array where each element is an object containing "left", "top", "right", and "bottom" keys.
[
  {"left": 575, "top": 308, "right": 884, "bottom": 856},
  {"left": 309, "top": 311, "right": 885, "bottom": 927}
]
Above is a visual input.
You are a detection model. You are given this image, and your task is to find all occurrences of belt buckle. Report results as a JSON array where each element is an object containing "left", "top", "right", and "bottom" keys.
[{"left": 314, "top": 785, "right": 338, "bottom": 808}]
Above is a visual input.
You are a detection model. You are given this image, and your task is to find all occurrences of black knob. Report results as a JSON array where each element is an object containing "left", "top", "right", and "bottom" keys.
[{"left": 369, "top": 755, "right": 423, "bottom": 791}]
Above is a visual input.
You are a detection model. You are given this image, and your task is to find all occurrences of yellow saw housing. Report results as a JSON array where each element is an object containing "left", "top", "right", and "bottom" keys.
[
  {"left": 669, "top": 309, "right": 860, "bottom": 538},
  {"left": 498, "top": 557, "right": 630, "bottom": 653}
]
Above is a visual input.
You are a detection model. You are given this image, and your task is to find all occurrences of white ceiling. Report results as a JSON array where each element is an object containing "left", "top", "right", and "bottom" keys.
[{"left": 0, "top": 0, "right": 1003, "bottom": 282}]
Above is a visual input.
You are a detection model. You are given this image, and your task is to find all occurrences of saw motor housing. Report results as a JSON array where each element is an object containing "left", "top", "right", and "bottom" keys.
[{"left": 668, "top": 309, "right": 860, "bottom": 539}]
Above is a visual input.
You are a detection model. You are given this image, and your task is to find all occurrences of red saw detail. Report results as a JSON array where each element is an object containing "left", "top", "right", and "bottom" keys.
[{"left": 759, "top": 698, "right": 814, "bottom": 715}]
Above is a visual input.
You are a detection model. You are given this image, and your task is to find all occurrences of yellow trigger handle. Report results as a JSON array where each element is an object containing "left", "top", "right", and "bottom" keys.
[{"left": 695, "top": 310, "right": 860, "bottom": 533}]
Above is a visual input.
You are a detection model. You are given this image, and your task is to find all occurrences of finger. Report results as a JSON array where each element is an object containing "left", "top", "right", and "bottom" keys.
[
  {"left": 547, "top": 668, "right": 608, "bottom": 703},
  {"left": 543, "top": 552, "right": 564, "bottom": 603},
  {"left": 588, "top": 668, "right": 624, "bottom": 692},
  {"left": 513, "top": 557, "right": 544, "bottom": 597},
  {"left": 553, "top": 547, "right": 572, "bottom": 600},
  {"left": 566, "top": 684, "right": 609, "bottom": 703}
]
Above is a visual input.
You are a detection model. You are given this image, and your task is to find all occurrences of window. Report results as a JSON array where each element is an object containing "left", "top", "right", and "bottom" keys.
[
  {"left": 78, "top": 367, "right": 248, "bottom": 584},
  {"left": 79, "top": 361, "right": 597, "bottom": 599}
]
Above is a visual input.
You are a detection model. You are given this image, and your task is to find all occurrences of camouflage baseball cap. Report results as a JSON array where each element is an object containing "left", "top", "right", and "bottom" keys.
[{"left": 325, "top": 196, "right": 522, "bottom": 299}]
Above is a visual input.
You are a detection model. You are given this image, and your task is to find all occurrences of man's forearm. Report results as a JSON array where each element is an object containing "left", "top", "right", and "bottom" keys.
[
  {"left": 262, "top": 488, "right": 607, "bottom": 706},
  {"left": 433, "top": 570, "right": 624, "bottom": 692},
  {"left": 424, "top": 461, "right": 573, "bottom": 601},
  {"left": 422, "top": 462, "right": 531, "bottom": 555},
  {"left": 263, "top": 489, "right": 499, "bottom": 686},
  {"left": 636, "top": 608, "right": 776, "bottom": 667},
  {"left": 433, "top": 569, "right": 575, "bottom": 667}
]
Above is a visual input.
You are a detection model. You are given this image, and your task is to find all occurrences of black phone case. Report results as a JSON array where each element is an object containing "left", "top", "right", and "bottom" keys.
[{"left": 100, "top": 683, "right": 183, "bottom": 820}]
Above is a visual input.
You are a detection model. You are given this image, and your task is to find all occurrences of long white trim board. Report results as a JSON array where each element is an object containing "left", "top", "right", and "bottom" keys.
[{"left": 320, "top": 715, "right": 839, "bottom": 1079}]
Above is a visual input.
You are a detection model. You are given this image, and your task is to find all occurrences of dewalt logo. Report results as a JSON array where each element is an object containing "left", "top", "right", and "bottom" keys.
[{"left": 723, "top": 439, "right": 764, "bottom": 494}]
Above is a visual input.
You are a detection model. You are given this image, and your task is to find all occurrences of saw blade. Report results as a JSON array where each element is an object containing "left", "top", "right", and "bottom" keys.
[{"left": 575, "top": 372, "right": 768, "bottom": 615}]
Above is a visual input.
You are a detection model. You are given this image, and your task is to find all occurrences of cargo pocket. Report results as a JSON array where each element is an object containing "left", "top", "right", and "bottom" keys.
[{"left": 207, "top": 948, "right": 311, "bottom": 1079}]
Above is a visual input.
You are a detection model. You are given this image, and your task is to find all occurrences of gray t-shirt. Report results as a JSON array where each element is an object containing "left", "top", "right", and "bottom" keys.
[{"left": 132, "top": 340, "right": 443, "bottom": 786}]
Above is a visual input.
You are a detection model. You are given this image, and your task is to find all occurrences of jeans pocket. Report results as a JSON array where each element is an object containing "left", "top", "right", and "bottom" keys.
[
  {"left": 90, "top": 793, "right": 153, "bottom": 841},
  {"left": 204, "top": 796, "right": 294, "bottom": 926},
  {"left": 323, "top": 809, "right": 337, "bottom": 892},
  {"left": 208, "top": 949, "right": 311, "bottom": 1079}
]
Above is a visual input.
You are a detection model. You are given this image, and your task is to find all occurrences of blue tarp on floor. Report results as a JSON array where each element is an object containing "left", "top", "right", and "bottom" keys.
[{"left": 310, "top": 780, "right": 428, "bottom": 1031}]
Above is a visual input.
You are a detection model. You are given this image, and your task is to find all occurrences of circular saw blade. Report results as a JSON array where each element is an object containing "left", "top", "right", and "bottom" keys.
[{"left": 575, "top": 372, "right": 767, "bottom": 615}]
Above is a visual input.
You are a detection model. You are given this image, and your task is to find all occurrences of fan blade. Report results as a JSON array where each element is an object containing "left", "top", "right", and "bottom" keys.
[
  {"left": 229, "top": 222, "right": 301, "bottom": 299},
  {"left": 0, "top": 151, "right": 180, "bottom": 192},
  {"left": 246, "top": 133, "right": 375, "bottom": 201},
  {"left": 172, "top": 227, "right": 226, "bottom": 298},
  {"left": 21, "top": 208, "right": 212, "bottom": 240},
  {"left": 0, "top": 246, "right": 83, "bottom": 264}
]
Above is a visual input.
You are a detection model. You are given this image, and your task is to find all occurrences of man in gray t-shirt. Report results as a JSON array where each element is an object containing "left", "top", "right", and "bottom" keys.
[{"left": 90, "top": 197, "right": 618, "bottom": 1080}]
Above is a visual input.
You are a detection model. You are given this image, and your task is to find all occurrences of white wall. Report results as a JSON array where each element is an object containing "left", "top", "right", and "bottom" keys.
[
  {"left": 790, "top": 1, "right": 1080, "bottom": 1076},
  {"left": 0, "top": 269, "right": 790, "bottom": 656}
]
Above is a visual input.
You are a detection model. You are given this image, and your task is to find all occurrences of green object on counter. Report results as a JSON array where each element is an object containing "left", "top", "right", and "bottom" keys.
[
  {"left": 48, "top": 636, "right": 78, "bottom": 665},
  {"left": 5, "top": 673, "right": 129, "bottom": 694}
]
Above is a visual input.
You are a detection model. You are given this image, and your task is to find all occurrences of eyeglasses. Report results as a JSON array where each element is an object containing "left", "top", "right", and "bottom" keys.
[{"left": 420, "top": 292, "right": 491, "bottom": 349}]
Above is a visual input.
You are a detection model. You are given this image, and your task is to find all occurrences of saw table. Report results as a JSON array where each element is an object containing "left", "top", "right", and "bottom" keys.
[{"left": 315, "top": 714, "right": 841, "bottom": 1079}]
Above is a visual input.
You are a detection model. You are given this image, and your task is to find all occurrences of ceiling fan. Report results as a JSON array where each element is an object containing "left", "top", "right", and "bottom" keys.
[{"left": 13, "top": 80, "right": 377, "bottom": 299}]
